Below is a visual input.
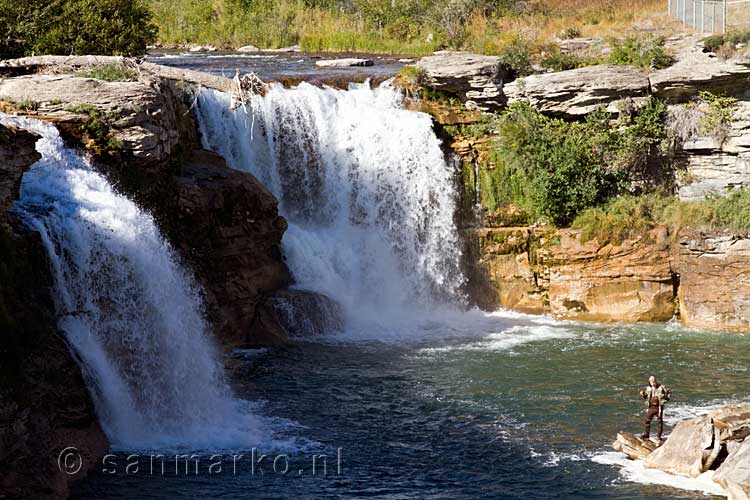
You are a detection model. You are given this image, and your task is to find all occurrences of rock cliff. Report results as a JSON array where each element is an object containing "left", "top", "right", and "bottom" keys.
[{"left": 0, "top": 62, "right": 293, "bottom": 347}]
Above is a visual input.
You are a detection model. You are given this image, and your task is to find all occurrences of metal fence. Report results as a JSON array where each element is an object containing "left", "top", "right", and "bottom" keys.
[{"left": 668, "top": 0, "right": 750, "bottom": 33}]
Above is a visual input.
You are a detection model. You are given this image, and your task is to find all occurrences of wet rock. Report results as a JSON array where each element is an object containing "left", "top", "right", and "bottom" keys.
[
  {"left": 675, "top": 231, "right": 750, "bottom": 332},
  {"left": 645, "top": 415, "right": 714, "bottom": 477},
  {"left": 315, "top": 58, "right": 374, "bottom": 68},
  {"left": 189, "top": 44, "right": 217, "bottom": 52},
  {"left": 0, "top": 126, "right": 108, "bottom": 500},
  {"left": 169, "top": 149, "right": 292, "bottom": 347},
  {"left": 416, "top": 51, "right": 508, "bottom": 111},
  {"left": 264, "top": 289, "right": 344, "bottom": 337},
  {"left": 504, "top": 64, "right": 650, "bottom": 117},
  {"left": 612, "top": 431, "right": 661, "bottom": 460},
  {"left": 237, "top": 45, "right": 260, "bottom": 52},
  {"left": 713, "top": 405, "right": 750, "bottom": 442}
]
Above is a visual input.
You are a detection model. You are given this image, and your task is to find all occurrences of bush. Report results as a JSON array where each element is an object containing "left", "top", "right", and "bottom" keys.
[
  {"left": 487, "top": 102, "right": 628, "bottom": 225},
  {"left": 0, "top": 0, "right": 156, "bottom": 58},
  {"left": 608, "top": 36, "right": 673, "bottom": 69},
  {"left": 702, "top": 30, "right": 750, "bottom": 58}
]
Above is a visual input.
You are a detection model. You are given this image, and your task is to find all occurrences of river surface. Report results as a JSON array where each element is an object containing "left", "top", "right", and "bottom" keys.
[{"left": 71, "top": 311, "right": 748, "bottom": 499}]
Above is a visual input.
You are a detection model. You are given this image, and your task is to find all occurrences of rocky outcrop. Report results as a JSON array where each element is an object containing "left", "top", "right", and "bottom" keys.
[
  {"left": 543, "top": 228, "right": 676, "bottom": 323},
  {"left": 467, "top": 227, "right": 677, "bottom": 323},
  {"left": 415, "top": 51, "right": 509, "bottom": 111},
  {"left": 675, "top": 231, "right": 750, "bottom": 332},
  {"left": 0, "top": 66, "right": 293, "bottom": 347},
  {"left": 650, "top": 42, "right": 750, "bottom": 102},
  {"left": 504, "top": 64, "right": 650, "bottom": 117},
  {"left": 644, "top": 415, "right": 714, "bottom": 476},
  {"left": 0, "top": 125, "right": 108, "bottom": 500},
  {"left": 675, "top": 100, "right": 750, "bottom": 199},
  {"left": 168, "top": 149, "right": 292, "bottom": 347},
  {"left": 614, "top": 405, "right": 750, "bottom": 499},
  {"left": 263, "top": 289, "right": 344, "bottom": 337}
]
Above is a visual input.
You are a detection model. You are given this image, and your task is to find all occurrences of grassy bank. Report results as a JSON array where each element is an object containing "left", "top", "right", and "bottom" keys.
[{"left": 146, "top": 0, "right": 674, "bottom": 55}]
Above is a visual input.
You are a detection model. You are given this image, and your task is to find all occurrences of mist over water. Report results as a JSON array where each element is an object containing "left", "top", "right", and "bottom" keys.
[
  {"left": 195, "top": 83, "right": 465, "bottom": 327},
  {"left": 4, "top": 113, "right": 282, "bottom": 451}
]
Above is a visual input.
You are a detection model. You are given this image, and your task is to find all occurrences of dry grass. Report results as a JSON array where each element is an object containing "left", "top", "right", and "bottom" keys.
[{"left": 466, "top": 0, "right": 678, "bottom": 50}]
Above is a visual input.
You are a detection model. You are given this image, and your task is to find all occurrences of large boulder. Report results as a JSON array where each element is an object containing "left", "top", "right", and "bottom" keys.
[
  {"left": 713, "top": 438, "right": 750, "bottom": 500},
  {"left": 674, "top": 231, "right": 750, "bottom": 332},
  {"left": 168, "top": 149, "right": 292, "bottom": 347},
  {"left": 504, "top": 64, "right": 650, "bottom": 117},
  {"left": 0, "top": 125, "right": 40, "bottom": 224},
  {"left": 262, "top": 289, "right": 344, "bottom": 337},
  {"left": 416, "top": 51, "right": 509, "bottom": 111},
  {"left": 644, "top": 415, "right": 714, "bottom": 477}
]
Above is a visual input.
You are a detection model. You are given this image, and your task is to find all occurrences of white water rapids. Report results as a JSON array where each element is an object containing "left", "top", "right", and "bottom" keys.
[
  {"left": 4, "top": 113, "right": 283, "bottom": 451},
  {"left": 195, "top": 82, "right": 465, "bottom": 327}
]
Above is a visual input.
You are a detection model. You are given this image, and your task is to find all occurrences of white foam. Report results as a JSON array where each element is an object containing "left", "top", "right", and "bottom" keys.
[{"left": 592, "top": 451, "right": 727, "bottom": 496}]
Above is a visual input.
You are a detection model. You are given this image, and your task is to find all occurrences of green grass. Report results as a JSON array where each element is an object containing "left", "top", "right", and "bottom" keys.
[
  {"left": 77, "top": 63, "right": 138, "bottom": 82},
  {"left": 300, "top": 32, "right": 440, "bottom": 55},
  {"left": 573, "top": 189, "right": 750, "bottom": 244}
]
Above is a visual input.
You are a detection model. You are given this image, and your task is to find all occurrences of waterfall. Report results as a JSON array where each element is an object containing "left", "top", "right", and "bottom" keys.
[
  {"left": 195, "top": 82, "right": 465, "bottom": 325},
  {"left": 3, "top": 114, "right": 276, "bottom": 451}
]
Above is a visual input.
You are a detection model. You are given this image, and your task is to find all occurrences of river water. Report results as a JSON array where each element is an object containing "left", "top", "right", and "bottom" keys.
[
  {"left": 66, "top": 56, "right": 749, "bottom": 499},
  {"left": 71, "top": 312, "right": 747, "bottom": 499}
]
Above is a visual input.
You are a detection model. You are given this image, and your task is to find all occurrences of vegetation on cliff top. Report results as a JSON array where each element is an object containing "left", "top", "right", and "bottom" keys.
[{"left": 0, "top": 0, "right": 156, "bottom": 59}]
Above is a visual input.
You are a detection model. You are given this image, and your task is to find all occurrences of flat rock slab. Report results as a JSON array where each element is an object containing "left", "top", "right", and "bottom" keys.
[
  {"left": 504, "top": 64, "right": 650, "bottom": 117},
  {"left": 712, "top": 405, "right": 750, "bottom": 442},
  {"left": 315, "top": 58, "right": 374, "bottom": 68},
  {"left": 650, "top": 43, "right": 750, "bottom": 102},
  {"left": 416, "top": 51, "right": 506, "bottom": 111},
  {"left": 645, "top": 415, "right": 714, "bottom": 477},
  {"left": 612, "top": 431, "right": 660, "bottom": 460}
]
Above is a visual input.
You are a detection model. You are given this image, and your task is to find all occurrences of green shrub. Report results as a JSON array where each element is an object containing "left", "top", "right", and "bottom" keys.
[
  {"left": 559, "top": 27, "right": 582, "bottom": 40},
  {"left": 0, "top": 0, "right": 156, "bottom": 58},
  {"left": 698, "top": 91, "right": 738, "bottom": 144},
  {"left": 540, "top": 48, "right": 595, "bottom": 71},
  {"left": 702, "top": 30, "right": 750, "bottom": 58},
  {"left": 608, "top": 36, "right": 673, "bottom": 69},
  {"left": 486, "top": 102, "right": 628, "bottom": 225},
  {"left": 662, "top": 188, "right": 750, "bottom": 235},
  {"left": 494, "top": 33, "right": 534, "bottom": 76},
  {"left": 77, "top": 63, "right": 139, "bottom": 82}
]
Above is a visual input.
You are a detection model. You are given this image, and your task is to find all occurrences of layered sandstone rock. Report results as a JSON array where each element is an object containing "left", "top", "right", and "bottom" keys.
[
  {"left": 504, "top": 64, "right": 650, "bottom": 117},
  {"left": 543, "top": 228, "right": 676, "bottom": 323},
  {"left": 675, "top": 231, "right": 750, "bottom": 332},
  {"left": 612, "top": 431, "right": 661, "bottom": 460},
  {"left": 0, "top": 125, "right": 108, "bottom": 500}
]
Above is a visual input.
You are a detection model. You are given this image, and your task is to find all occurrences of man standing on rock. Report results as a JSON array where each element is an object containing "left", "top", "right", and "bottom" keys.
[{"left": 640, "top": 375, "right": 670, "bottom": 441}]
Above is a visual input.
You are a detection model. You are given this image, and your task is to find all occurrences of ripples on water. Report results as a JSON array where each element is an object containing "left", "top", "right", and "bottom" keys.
[{"left": 72, "top": 312, "right": 746, "bottom": 499}]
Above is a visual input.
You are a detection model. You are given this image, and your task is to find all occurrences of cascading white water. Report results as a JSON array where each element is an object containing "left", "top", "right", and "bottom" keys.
[
  {"left": 3, "top": 113, "right": 277, "bottom": 450},
  {"left": 195, "top": 82, "right": 465, "bottom": 324}
]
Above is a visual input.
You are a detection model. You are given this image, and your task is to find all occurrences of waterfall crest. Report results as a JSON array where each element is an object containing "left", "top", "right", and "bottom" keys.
[
  {"left": 195, "top": 82, "right": 465, "bottom": 325},
  {"left": 4, "top": 114, "right": 277, "bottom": 450}
]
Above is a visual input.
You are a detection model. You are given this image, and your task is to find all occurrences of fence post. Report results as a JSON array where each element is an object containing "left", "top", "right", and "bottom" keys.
[
  {"left": 701, "top": 0, "right": 705, "bottom": 32},
  {"left": 723, "top": 0, "right": 728, "bottom": 34}
]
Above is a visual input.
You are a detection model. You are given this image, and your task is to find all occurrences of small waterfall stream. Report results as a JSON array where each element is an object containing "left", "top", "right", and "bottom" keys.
[
  {"left": 195, "top": 82, "right": 465, "bottom": 325},
  {"left": 4, "top": 113, "right": 275, "bottom": 450}
]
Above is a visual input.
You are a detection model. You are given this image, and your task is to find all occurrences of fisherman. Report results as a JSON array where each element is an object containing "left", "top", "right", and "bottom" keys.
[{"left": 640, "top": 375, "right": 670, "bottom": 441}]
